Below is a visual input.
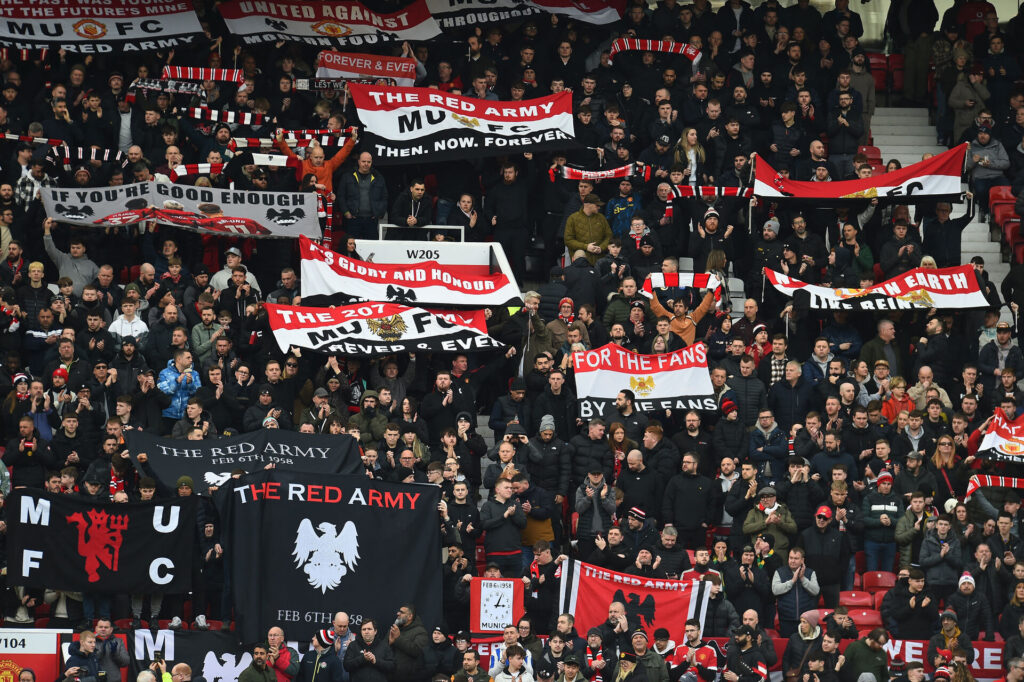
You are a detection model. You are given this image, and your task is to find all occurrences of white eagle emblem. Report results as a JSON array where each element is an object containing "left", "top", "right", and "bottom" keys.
[
  {"left": 293, "top": 519, "right": 360, "bottom": 593},
  {"left": 204, "top": 472, "right": 232, "bottom": 487}
]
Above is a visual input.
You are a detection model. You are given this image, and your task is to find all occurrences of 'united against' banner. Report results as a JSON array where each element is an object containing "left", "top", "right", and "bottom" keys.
[
  {"left": 300, "top": 236, "right": 524, "bottom": 305},
  {"left": 349, "top": 84, "right": 576, "bottom": 164},
  {"left": 0, "top": 0, "right": 202, "bottom": 51},
  {"left": 126, "top": 430, "right": 363, "bottom": 496},
  {"left": 42, "top": 181, "right": 320, "bottom": 239},
  {"left": 266, "top": 302, "right": 504, "bottom": 356},
  {"left": 765, "top": 265, "right": 989, "bottom": 310},
  {"left": 8, "top": 491, "right": 196, "bottom": 592},
  {"left": 224, "top": 470, "right": 442, "bottom": 643},
  {"left": 572, "top": 343, "right": 716, "bottom": 418}
]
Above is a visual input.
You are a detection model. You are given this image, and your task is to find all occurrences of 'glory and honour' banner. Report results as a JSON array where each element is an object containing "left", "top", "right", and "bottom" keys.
[
  {"left": 266, "top": 302, "right": 503, "bottom": 355},
  {"left": 300, "top": 236, "right": 524, "bottom": 305},
  {"left": 572, "top": 343, "right": 716, "bottom": 418},
  {"left": 8, "top": 492, "right": 196, "bottom": 592},
  {"left": 349, "top": 85, "right": 575, "bottom": 163},
  {"left": 42, "top": 181, "right": 320, "bottom": 239},
  {"left": 765, "top": 265, "right": 988, "bottom": 310}
]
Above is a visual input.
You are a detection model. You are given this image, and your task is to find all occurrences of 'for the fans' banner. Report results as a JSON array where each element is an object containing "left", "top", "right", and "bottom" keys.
[
  {"left": 0, "top": 0, "right": 202, "bottom": 50},
  {"left": 125, "top": 430, "right": 363, "bottom": 496},
  {"left": 8, "top": 491, "right": 196, "bottom": 592},
  {"left": 572, "top": 343, "right": 716, "bottom": 418},
  {"left": 753, "top": 144, "right": 967, "bottom": 203},
  {"left": 42, "top": 181, "right": 320, "bottom": 239},
  {"left": 349, "top": 84, "right": 575, "bottom": 164},
  {"left": 218, "top": 0, "right": 441, "bottom": 46},
  {"left": 266, "top": 302, "right": 504, "bottom": 355},
  {"left": 225, "top": 470, "right": 442, "bottom": 644},
  {"left": 558, "top": 560, "right": 711, "bottom": 637},
  {"left": 300, "top": 236, "right": 524, "bottom": 305},
  {"left": 979, "top": 408, "right": 1024, "bottom": 461},
  {"left": 765, "top": 265, "right": 988, "bottom": 310},
  {"left": 316, "top": 51, "right": 417, "bottom": 86}
]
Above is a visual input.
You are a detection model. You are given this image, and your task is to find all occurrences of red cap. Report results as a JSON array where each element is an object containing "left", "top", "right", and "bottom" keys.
[{"left": 816, "top": 505, "right": 833, "bottom": 519}]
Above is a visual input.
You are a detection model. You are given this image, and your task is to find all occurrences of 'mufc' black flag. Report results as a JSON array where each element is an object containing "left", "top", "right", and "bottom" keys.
[
  {"left": 126, "top": 430, "right": 363, "bottom": 496},
  {"left": 224, "top": 471, "right": 442, "bottom": 643},
  {"left": 8, "top": 491, "right": 196, "bottom": 592}
]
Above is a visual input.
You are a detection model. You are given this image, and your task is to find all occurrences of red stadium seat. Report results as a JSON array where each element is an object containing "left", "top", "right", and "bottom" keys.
[
  {"left": 891, "top": 69, "right": 905, "bottom": 95},
  {"left": 867, "top": 53, "right": 888, "bottom": 92},
  {"left": 991, "top": 185, "right": 1016, "bottom": 210},
  {"left": 873, "top": 590, "right": 889, "bottom": 610},
  {"left": 839, "top": 591, "right": 874, "bottom": 607},
  {"left": 863, "top": 571, "right": 897, "bottom": 592},
  {"left": 35, "top": 618, "right": 49, "bottom": 628},
  {"left": 1014, "top": 240, "right": 1024, "bottom": 264},
  {"left": 847, "top": 609, "right": 883, "bottom": 627},
  {"left": 887, "top": 54, "right": 905, "bottom": 70},
  {"left": 858, "top": 146, "right": 882, "bottom": 164},
  {"left": 1002, "top": 218, "right": 1022, "bottom": 249},
  {"left": 994, "top": 204, "right": 1019, "bottom": 230},
  {"left": 853, "top": 573, "right": 862, "bottom": 589}
]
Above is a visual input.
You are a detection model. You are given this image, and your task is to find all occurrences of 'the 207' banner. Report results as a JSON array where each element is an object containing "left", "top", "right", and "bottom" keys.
[
  {"left": 225, "top": 470, "right": 442, "bottom": 643},
  {"left": 572, "top": 343, "right": 716, "bottom": 418},
  {"left": 8, "top": 491, "right": 196, "bottom": 592},
  {"left": 558, "top": 560, "right": 710, "bottom": 637},
  {"left": 316, "top": 50, "right": 417, "bottom": 86},
  {"left": 765, "top": 265, "right": 989, "bottom": 310},
  {"left": 348, "top": 84, "right": 575, "bottom": 163},
  {"left": 0, "top": 0, "right": 202, "bottom": 51},
  {"left": 266, "top": 302, "right": 504, "bottom": 355},
  {"left": 300, "top": 236, "right": 524, "bottom": 305},
  {"left": 42, "top": 181, "right": 320, "bottom": 239},
  {"left": 218, "top": 0, "right": 441, "bottom": 46}
]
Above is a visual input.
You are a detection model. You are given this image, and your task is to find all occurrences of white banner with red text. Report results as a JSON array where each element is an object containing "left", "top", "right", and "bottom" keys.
[
  {"left": 764, "top": 266, "right": 988, "bottom": 310},
  {"left": 349, "top": 84, "right": 575, "bottom": 163},
  {"left": 979, "top": 408, "right": 1024, "bottom": 460},
  {"left": 571, "top": 343, "right": 716, "bottom": 418},
  {"left": 315, "top": 50, "right": 417, "bottom": 86}
]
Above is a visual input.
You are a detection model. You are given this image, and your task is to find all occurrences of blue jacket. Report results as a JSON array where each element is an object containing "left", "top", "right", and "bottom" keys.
[
  {"left": 821, "top": 323, "right": 863, "bottom": 362},
  {"left": 65, "top": 641, "right": 101, "bottom": 682},
  {"left": 748, "top": 423, "right": 788, "bottom": 471},
  {"left": 605, "top": 194, "right": 643, "bottom": 237},
  {"left": 157, "top": 359, "right": 201, "bottom": 419},
  {"left": 767, "top": 378, "right": 814, "bottom": 433}
]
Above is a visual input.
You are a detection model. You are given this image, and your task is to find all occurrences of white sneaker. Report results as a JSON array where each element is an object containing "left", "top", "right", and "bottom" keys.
[
  {"left": 169, "top": 616, "right": 182, "bottom": 630},
  {"left": 194, "top": 615, "right": 209, "bottom": 630}
]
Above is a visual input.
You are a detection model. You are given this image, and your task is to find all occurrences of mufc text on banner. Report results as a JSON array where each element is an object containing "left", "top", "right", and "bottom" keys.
[
  {"left": 764, "top": 265, "right": 989, "bottom": 310},
  {"left": 266, "top": 302, "right": 504, "bottom": 356},
  {"left": 223, "top": 470, "right": 442, "bottom": 644},
  {"left": 299, "top": 235, "right": 524, "bottom": 306},
  {"left": 348, "top": 84, "right": 575, "bottom": 163},
  {"left": 316, "top": 50, "right": 417, "bottom": 86},
  {"left": 0, "top": 0, "right": 202, "bottom": 51},
  {"left": 753, "top": 144, "right": 967, "bottom": 203},
  {"left": 41, "top": 181, "right": 320, "bottom": 239},
  {"left": 8, "top": 491, "right": 196, "bottom": 592},
  {"left": 558, "top": 560, "right": 711, "bottom": 636},
  {"left": 217, "top": 0, "right": 441, "bottom": 46},
  {"left": 979, "top": 408, "right": 1024, "bottom": 461},
  {"left": 571, "top": 343, "right": 716, "bottom": 419},
  {"left": 125, "top": 430, "right": 363, "bottom": 496}
]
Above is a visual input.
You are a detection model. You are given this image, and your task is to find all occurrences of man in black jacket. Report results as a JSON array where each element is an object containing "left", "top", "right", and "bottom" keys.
[
  {"left": 662, "top": 452, "right": 721, "bottom": 548},
  {"left": 478, "top": 478, "right": 527, "bottom": 576},
  {"left": 799, "top": 505, "right": 850, "bottom": 609},
  {"left": 419, "top": 371, "right": 459, "bottom": 446}
]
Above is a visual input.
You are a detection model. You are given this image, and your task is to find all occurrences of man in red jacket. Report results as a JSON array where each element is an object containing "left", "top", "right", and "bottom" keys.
[{"left": 267, "top": 626, "right": 301, "bottom": 682}]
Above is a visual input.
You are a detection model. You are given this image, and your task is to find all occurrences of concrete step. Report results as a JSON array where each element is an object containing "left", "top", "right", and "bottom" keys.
[{"left": 873, "top": 134, "right": 941, "bottom": 148}]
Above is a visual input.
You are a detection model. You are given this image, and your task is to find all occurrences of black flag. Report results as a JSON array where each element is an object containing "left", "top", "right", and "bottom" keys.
[
  {"left": 8, "top": 491, "right": 196, "bottom": 592},
  {"left": 223, "top": 470, "right": 442, "bottom": 643}
]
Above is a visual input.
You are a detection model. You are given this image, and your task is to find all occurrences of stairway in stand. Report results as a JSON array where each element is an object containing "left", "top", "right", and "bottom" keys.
[{"left": 871, "top": 107, "right": 1008, "bottom": 317}]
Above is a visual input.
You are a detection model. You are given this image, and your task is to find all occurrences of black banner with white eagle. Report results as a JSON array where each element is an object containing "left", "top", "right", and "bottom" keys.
[
  {"left": 125, "top": 430, "right": 363, "bottom": 496},
  {"left": 223, "top": 470, "right": 442, "bottom": 644}
]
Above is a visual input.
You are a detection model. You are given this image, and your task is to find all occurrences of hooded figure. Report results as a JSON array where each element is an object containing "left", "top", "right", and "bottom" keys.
[
  {"left": 826, "top": 247, "right": 860, "bottom": 288},
  {"left": 348, "top": 390, "right": 387, "bottom": 446}
]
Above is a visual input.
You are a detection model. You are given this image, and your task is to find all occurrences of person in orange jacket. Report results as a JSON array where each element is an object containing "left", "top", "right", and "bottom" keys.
[
  {"left": 275, "top": 130, "right": 357, "bottom": 194},
  {"left": 648, "top": 288, "right": 715, "bottom": 346}
]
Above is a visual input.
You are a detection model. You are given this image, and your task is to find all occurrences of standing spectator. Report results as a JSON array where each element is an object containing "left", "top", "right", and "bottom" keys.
[
  {"left": 339, "top": 152, "right": 389, "bottom": 240},
  {"left": 919, "top": 515, "right": 965, "bottom": 602},
  {"left": 772, "top": 547, "right": 821, "bottom": 637},
  {"left": 861, "top": 471, "right": 903, "bottom": 571}
]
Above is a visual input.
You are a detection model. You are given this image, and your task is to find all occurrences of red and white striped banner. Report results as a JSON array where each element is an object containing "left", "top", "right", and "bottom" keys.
[
  {"left": 965, "top": 475, "right": 1024, "bottom": 500},
  {"left": 608, "top": 38, "right": 702, "bottom": 66},
  {"left": 184, "top": 107, "right": 271, "bottom": 126},
  {"left": 641, "top": 272, "right": 723, "bottom": 303},
  {"left": 163, "top": 66, "right": 244, "bottom": 83},
  {"left": 45, "top": 145, "right": 129, "bottom": 170},
  {"left": 3, "top": 133, "right": 64, "bottom": 147},
  {"left": 551, "top": 162, "right": 651, "bottom": 182}
]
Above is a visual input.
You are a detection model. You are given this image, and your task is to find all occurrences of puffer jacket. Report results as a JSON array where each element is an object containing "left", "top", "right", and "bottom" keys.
[
  {"left": 702, "top": 593, "right": 740, "bottom": 638},
  {"left": 729, "top": 374, "right": 767, "bottom": 427},
  {"left": 65, "top": 641, "right": 100, "bottom": 682},
  {"left": 643, "top": 437, "right": 681, "bottom": 480},
  {"left": 712, "top": 416, "right": 750, "bottom": 461},
  {"left": 777, "top": 479, "right": 827, "bottom": 531},
  {"left": 747, "top": 421, "right": 787, "bottom": 474},
  {"left": 575, "top": 475, "right": 616, "bottom": 540},
  {"left": 527, "top": 434, "right": 573, "bottom": 498},
  {"left": 919, "top": 529, "right": 964, "bottom": 587},
  {"left": 391, "top": 616, "right": 430, "bottom": 682},
  {"left": 568, "top": 434, "right": 614, "bottom": 485},
  {"left": 156, "top": 358, "right": 200, "bottom": 419}
]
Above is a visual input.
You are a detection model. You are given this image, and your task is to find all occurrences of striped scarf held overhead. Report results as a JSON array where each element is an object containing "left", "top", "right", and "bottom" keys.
[
  {"left": 46, "top": 145, "right": 129, "bottom": 170},
  {"left": 227, "top": 135, "right": 348, "bottom": 152},
  {"left": 965, "top": 475, "right": 1024, "bottom": 500},
  {"left": 184, "top": 106, "right": 271, "bottom": 126},
  {"left": 277, "top": 128, "right": 356, "bottom": 138},
  {"left": 168, "top": 155, "right": 300, "bottom": 181},
  {"left": 608, "top": 38, "right": 703, "bottom": 66},
  {"left": 127, "top": 78, "right": 205, "bottom": 104},
  {"left": 663, "top": 185, "right": 752, "bottom": 218},
  {"left": 0, "top": 48, "right": 49, "bottom": 62},
  {"left": 550, "top": 161, "right": 652, "bottom": 183},
  {"left": 3, "top": 133, "right": 65, "bottom": 147},
  {"left": 163, "top": 66, "right": 245, "bottom": 83},
  {"left": 641, "top": 272, "right": 723, "bottom": 304}
]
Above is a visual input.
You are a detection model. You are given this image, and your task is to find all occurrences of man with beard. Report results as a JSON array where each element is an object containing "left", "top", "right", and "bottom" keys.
[
  {"left": 672, "top": 411, "right": 713, "bottom": 475},
  {"left": 662, "top": 453, "right": 720, "bottom": 548},
  {"left": 239, "top": 642, "right": 277, "bottom": 682},
  {"left": 0, "top": 240, "right": 25, "bottom": 288},
  {"left": 614, "top": 390, "right": 648, "bottom": 443},
  {"left": 723, "top": 624, "right": 766, "bottom": 682},
  {"left": 618, "top": 450, "right": 661, "bottom": 524},
  {"left": 668, "top": 619, "right": 718, "bottom": 682}
]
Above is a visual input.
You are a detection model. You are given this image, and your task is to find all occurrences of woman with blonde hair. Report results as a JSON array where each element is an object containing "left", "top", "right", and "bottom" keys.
[
  {"left": 673, "top": 127, "right": 708, "bottom": 186},
  {"left": 929, "top": 434, "right": 972, "bottom": 508}
]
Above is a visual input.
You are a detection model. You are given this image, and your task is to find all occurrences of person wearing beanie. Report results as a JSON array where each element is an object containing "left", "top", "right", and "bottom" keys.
[
  {"left": 613, "top": 628, "right": 667, "bottom": 682},
  {"left": 296, "top": 627, "right": 344, "bottom": 682},
  {"left": 860, "top": 468, "right": 903, "bottom": 572},
  {"left": 945, "top": 570, "right": 995, "bottom": 641},
  {"left": 927, "top": 609, "right": 975, "bottom": 668},
  {"left": 489, "top": 378, "right": 530, "bottom": 441}
]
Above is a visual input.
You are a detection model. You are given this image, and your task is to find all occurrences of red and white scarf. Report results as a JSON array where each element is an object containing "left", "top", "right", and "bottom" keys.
[
  {"left": 664, "top": 185, "right": 752, "bottom": 218},
  {"left": 184, "top": 106, "right": 270, "bottom": 126},
  {"left": 168, "top": 155, "right": 300, "bottom": 182},
  {"left": 163, "top": 66, "right": 244, "bottom": 83},
  {"left": 227, "top": 135, "right": 346, "bottom": 152},
  {"left": 551, "top": 161, "right": 652, "bottom": 182},
  {"left": 965, "top": 475, "right": 1024, "bottom": 500},
  {"left": 608, "top": 38, "right": 703, "bottom": 66},
  {"left": 3, "top": 133, "right": 64, "bottom": 147},
  {"left": 642, "top": 273, "right": 723, "bottom": 304},
  {"left": 277, "top": 128, "right": 356, "bottom": 138},
  {"left": 0, "top": 48, "right": 49, "bottom": 62},
  {"left": 46, "top": 145, "right": 129, "bottom": 170},
  {"left": 586, "top": 647, "right": 604, "bottom": 682}
]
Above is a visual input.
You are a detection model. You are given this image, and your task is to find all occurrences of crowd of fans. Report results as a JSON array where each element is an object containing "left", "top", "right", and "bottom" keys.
[{"left": 7, "top": 0, "right": 1024, "bottom": 681}]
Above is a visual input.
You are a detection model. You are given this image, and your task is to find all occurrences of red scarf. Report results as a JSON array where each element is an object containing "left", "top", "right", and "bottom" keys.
[{"left": 586, "top": 647, "right": 603, "bottom": 682}]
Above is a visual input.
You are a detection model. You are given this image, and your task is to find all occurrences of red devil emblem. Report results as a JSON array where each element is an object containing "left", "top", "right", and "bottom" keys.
[{"left": 66, "top": 509, "right": 128, "bottom": 582}]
